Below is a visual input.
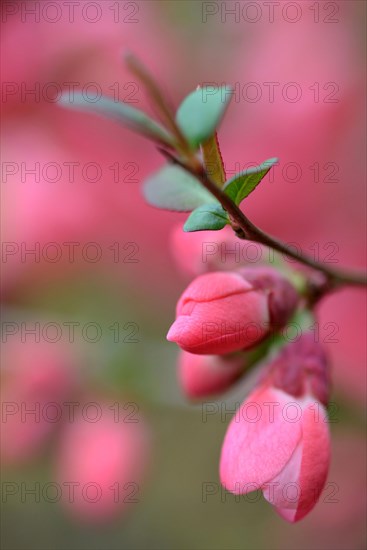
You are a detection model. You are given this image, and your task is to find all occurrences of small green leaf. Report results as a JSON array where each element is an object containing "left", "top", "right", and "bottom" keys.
[
  {"left": 201, "top": 132, "right": 226, "bottom": 187},
  {"left": 184, "top": 204, "right": 229, "bottom": 232},
  {"left": 143, "top": 165, "right": 218, "bottom": 212},
  {"left": 176, "top": 86, "right": 233, "bottom": 149},
  {"left": 58, "top": 92, "right": 175, "bottom": 147},
  {"left": 223, "top": 158, "right": 278, "bottom": 205}
]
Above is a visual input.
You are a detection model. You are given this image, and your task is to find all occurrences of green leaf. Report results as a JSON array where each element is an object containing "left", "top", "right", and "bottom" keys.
[
  {"left": 58, "top": 92, "right": 175, "bottom": 147},
  {"left": 184, "top": 204, "right": 229, "bottom": 232},
  {"left": 176, "top": 86, "right": 233, "bottom": 149},
  {"left": 223, "top": 158, "right": 278, "bottom": 205},
  {"left": 200, "top": 132, "right": 226, "bottom": 187},
  {"left": 143, "top": 165, "right": 218, "bottom": 212}
]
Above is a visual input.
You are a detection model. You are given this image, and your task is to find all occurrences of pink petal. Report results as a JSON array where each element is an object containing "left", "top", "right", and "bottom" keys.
[
  {"left": 220, "top": 387, "right": 302, "bottom": 493},
  {"left": 262, "top": 441, "right": 303, "bottom": 521},
  {"left": 291, "top": 401, "right": 330, "bottom": 521},
  {"left": 176, "top": 272, "right": 253, "bottom": 313},
  {"left": 264, "top": 400, "right": 330, "bottom": 522}
]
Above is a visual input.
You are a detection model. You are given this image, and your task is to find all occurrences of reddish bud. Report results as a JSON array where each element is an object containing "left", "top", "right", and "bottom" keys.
[
  {"left": 178, "top": 350, "right": 244, "bottom": 398},
  {"left": 220, "top": 334, "right": 331, "bottom": 522},
  {"left": 167, "top": 268, "right": 298, "bottom": 355}
]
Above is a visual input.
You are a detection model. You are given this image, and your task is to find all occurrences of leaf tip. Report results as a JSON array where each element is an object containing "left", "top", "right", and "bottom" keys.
[
  {"left": 57, "top": 92, "right": 72, "bottom": 107},
  {"left": 266, "top": 157, "right": 279, "bottom": 166}
]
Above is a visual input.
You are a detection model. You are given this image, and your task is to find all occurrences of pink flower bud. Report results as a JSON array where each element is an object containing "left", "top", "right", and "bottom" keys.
[
  {"left": 220, "top": 335, "right": 330, "bottom": 522},
  {"left": 56, "top": 401, "right": 149, "bottom": 523},
  {"left": 167, "top": 268, "right": 298, "bottom": 355},
  {"left": 179, "top": 351, "right": 244, "bottom": 398}
]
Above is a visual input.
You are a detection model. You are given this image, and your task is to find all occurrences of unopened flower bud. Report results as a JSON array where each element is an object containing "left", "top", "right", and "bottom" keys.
[
  {"left": 167, "top": 268, "right": 298, "bottom": 355},
  {"left": 220, "top": 333, "right": 331, "bottom": 522}
]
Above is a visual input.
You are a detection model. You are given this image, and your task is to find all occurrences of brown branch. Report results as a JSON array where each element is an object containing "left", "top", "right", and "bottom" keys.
[{"left": 161, "top": 149, "right": 367, "bottom": 289}]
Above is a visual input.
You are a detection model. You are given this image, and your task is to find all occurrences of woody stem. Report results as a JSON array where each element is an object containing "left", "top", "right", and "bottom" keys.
[{"left": 161, "top": 149, "right": 367, "bottom": 290}]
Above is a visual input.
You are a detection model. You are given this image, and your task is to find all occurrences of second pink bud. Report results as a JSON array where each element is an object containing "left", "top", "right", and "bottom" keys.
[{"left": 179, "top": 351, "right": 245, "bottom": 398}]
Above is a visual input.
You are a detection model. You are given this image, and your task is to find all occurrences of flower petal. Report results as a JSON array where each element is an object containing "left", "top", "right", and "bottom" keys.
[
  {"left": 220, "top": 387, "right": 302, "bottom": 493},
  {"left": 176, "top": 272, "right": 253, "bottom": 312},
  {"left": 264, "top": 400, "right": 330, "bottom": 522}
]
